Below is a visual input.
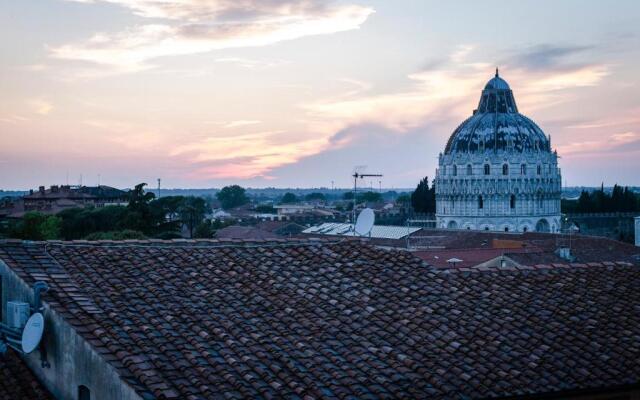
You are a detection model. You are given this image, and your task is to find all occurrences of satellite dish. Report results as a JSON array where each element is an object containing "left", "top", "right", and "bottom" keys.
[
  {"left": 354, "top": 208, "right": 375, "bottom": 236},
  {"left": 21, "top": 313, "right": 44, "bottom": 354}
]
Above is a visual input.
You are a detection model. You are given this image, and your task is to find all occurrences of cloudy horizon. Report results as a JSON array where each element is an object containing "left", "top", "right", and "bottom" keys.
[{"left": 1, "top": 0, "right": 640, "bottom": 190}]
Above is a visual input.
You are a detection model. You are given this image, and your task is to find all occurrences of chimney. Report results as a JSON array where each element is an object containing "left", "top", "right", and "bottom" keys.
[
  {"left": 29, "top": 189, "right": 34, "bottom": 195},
  {"left": 38, "top": 186, "right": 45, "bottom": 194},
  {"left": 635, "top": 216, "right": 640, "bottom": 247},
  {"left": 51, "top": 185, "right": 59, "bottom": 193}
]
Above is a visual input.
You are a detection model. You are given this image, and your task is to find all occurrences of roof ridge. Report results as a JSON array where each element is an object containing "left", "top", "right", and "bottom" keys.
[{"left": 445, "top": 260, "right": 636, "bottom": 274}]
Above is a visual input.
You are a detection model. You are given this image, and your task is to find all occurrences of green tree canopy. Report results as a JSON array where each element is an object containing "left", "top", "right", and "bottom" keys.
[
  {"left": 305, "top": 192, "right": 326, "bottom": 201},
  {"left": 216, "top": 185, "right": 249, "bottom": 209},
  {"left": 179, "top": 196, "right": 209, "bottom": 238},
  {"left": 411, "top": 176, "right": 436, "bottom": 213},
  {"left": 280, "top": 192, "right": 298, "bottom": 204}
]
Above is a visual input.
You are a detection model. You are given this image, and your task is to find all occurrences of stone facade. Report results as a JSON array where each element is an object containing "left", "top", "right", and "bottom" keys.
[{"left": 436, "top": 70, "right": 562, "bottom": 233}]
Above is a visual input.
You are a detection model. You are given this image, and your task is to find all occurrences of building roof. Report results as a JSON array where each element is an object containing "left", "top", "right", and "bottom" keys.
[
  {"left": 444, "top": 70, "right": 551, "bottom": 154},
  {"left": 303, "top": 223, "right": 420, "bottom": 240},
  {"left": 2, "top": 239, "right": 640, "bottom": 399},
  {"left": 0, "top": 349, "right": 54, "bottom": 399},
  {"left": 215, "top": 225, "right": 281, "bottom": 240}
]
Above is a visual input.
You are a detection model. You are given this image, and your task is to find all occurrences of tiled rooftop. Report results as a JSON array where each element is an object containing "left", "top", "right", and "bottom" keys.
[
  {"left": 1, "top": 239, "right": 640, "bottom": 399},
  {"left": 0, "top": 349, "right": 53, "bottom": 399}
]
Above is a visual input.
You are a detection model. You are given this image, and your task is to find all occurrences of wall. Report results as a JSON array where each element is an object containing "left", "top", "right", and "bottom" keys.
[
  {"left": 565, "top": 213, "right": 637, "bottom": 244},
  {"left": 0, "top": 260, "right": 143, "bottom": 400}
]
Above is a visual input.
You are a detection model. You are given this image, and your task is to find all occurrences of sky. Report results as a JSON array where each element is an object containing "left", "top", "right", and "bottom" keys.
[{"left": 1, "top": 0, "right": 640, "bottom": 190}]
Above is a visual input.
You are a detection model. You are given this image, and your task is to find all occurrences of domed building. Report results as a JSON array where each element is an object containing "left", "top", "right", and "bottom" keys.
[{"left": 435, "top": 69, "right": 561, "bottom": 233}]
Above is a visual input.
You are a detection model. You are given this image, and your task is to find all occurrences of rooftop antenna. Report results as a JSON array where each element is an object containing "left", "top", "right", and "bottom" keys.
[
  {"left": 351, "top": 167, "right": 383, "bottom": 225},
  {"left": 157, "top": 178, "right": 161, "bottom": 199}
]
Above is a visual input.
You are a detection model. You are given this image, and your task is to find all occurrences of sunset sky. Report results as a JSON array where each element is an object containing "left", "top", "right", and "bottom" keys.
[{"left": 1, "top": 0, "right": 640, "bottom": 189}]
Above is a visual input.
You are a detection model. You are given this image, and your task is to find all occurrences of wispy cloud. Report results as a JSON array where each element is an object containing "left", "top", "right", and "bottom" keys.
[
  {"left": 170, "top": 131, "right": 327, "bottom": 179},
  {"left": 53, "top": 0, "right": 374, "bottom": 71},
  {"left": 28, "top": 99, "right": 53, "bottom": 115},
  {"left": 223, "top": 120, "right": 262, "bottom": 128}
]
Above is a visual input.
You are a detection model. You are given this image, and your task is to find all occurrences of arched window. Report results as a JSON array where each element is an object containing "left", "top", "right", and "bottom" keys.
[
  {"left": 484, "top": 164, "right": 490, "bottom": 175},
  {"left": 502, "top": 164, "right": 509, "bottom": 175},
  {"left": 510, "top": 194, "right": 516, "bottom": 209},
  {"left": 520, "top": 164, "right": 526, "bottom": 175},
  {"left": 537, "top": 165, "right": 541, "bottom": 175},
  {"left": 523, "top": 227, "right": 528, "bottom": 232},
  {"left": 79, "top": 386, "right": 91, "bottom": 400},
  {"left": 453, "top": 165, "right": 457, "bottom": 176},
  {"left": 478, "top": 195, "right": 483, "bottom": 209},
  {"left": 467, "top": 164, "right": 472, "bottom": 175},
  {"left": 504, "top": 227, "right": 509, "bottom": 232}
]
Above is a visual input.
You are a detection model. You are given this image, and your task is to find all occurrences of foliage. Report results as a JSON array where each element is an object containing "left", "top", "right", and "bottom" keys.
[
  {"left": 411, "top": 176, "right": 436, "bottom": 213},
  {"left": 358, "top": 191, "right": 382, "bottom": 203},
  {"left": 10, "top": 212, "right": 61, "bottom": 240},
  {"left": 178, "top": 196, "right": 209, "bottom": 238},
  {"left": 280, "top": 192, "right": 298, "bottom": 204},
  {"left": 305, "top": 192, "right": 326, "bottom": 201},
  {"left": 84, "top": 230, "right": 147, "bottom": 240},
  {"left": 216, "top": 185, "right": 249, "bottom": 209},
  {"left": 565, "top": 184, "right": 640, "bottom": 213},
  {"left": 342, "top": 191, "right": 382, "bottom": 203},
  {"left": 396, "top": 194, "right": 411, "bottom": 204}
]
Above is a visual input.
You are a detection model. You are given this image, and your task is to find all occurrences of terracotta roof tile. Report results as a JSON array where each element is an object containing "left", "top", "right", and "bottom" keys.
[
  {"left": 0, "top": 350, "right": 53, "bottom": 399},
  {"left": 0, "top": 239, "right": 640, "bottom": 399}
]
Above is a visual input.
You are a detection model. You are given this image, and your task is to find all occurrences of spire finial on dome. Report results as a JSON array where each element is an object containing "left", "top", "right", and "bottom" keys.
[{"left": 495, "top": 67, "right": 499, "bottom": 78}]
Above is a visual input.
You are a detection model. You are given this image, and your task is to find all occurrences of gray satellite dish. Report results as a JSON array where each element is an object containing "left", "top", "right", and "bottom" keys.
[
  {"left": 21, "top": 312, "right": 44, "bottom": 354},
  {"left": 354, "top": 208, "right": 375, "bottom": 236}
]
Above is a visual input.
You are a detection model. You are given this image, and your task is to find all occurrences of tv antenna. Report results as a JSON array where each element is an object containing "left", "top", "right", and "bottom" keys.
[{"left": 351, "top": 167, "right": 382, "bottom": 225}]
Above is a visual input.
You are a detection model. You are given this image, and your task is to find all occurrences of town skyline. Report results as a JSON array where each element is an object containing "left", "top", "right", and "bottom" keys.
[{"left": 2, "top": 0, "right": 640, "bottom": 190}]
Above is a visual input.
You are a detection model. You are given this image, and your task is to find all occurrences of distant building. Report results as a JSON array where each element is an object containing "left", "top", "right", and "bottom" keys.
[
  {"left": 16, "top": 185, "right": 128, "bottom": 217},
  {"left": 436, "top": 70, "right": 562, "bottom": 233}
]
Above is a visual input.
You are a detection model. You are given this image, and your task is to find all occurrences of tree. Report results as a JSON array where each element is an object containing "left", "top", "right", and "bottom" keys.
[
  {"left": 305, "top": 192, "right": 325, "bottom": 201},
  {"left": 126, "top": 183, "right": 159, "bottom": 233},
  {"left": 179, "top": 196, "right": 209, "bottom": 238},
  {"left": 358, "top": 191, "right": 382, "bottom": 203},
  {"left": 217, "top": 185, "right": 249, "bottom": 209},
  {"left": 11, "top": 212, "right": 61, "bottom": 240},
  {"left": 411, "top": 176, "right": 435, "bottom": 213},
  {"left": 280, "top": 192, "right": 298, "bottom": 204}
]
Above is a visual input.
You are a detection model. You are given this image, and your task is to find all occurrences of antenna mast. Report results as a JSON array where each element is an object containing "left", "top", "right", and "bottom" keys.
[
  {"left": 352, "top": 171, "right": 382, "bottom": 225},
  {"left": 157, "top": 178, "right": 161, "bottom": 199}
]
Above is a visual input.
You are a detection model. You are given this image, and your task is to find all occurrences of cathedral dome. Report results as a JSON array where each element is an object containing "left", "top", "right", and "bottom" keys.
[{"left": 444, "top": 69, "right": 550, "bottom": 154}]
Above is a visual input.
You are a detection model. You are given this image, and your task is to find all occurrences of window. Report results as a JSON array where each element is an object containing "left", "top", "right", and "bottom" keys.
[
  {"left": 478, "top": 195, "right": 483, "bottom": 209},
  {"left": 523, "top": 227, "right": 528, "bottom": 232},
  {"left": 442, "top": 165, "right": 446, "bottom": 175},
  {"left": 504, "top": 227, "right": 509, "bottom": 232},
  {"left": 484, "top": 164, "right": 490, "bottom": 175},
  {"left": 537, "top": 165, "right": 541, "bottom": 175},
  {"left": 453, "top": 165, "right": 457, "bottom": 176},
  {"left": 502, "top": 164, "right": 509, "bottom": 175},
  {"left": 79, "top": 386, "right": 91, "bottom": 400},
  {"left": 467, "top": 164, "right": 472, "bottom": 175},
  {"left": 510, "top": 194, "right": 516, "bottom": 209},
  {"left": 521, "top": 164, "right": 526, "bottom": 175}
]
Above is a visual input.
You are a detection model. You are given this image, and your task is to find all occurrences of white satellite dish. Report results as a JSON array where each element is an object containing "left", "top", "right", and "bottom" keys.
[
  {"left": 354, "top": 208, "right": 375, "bottom": 236},
  {"left": 21, "top": 312, "right": 44, "bottom": 354}
]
